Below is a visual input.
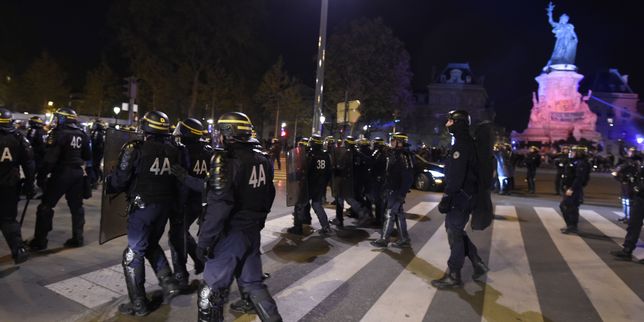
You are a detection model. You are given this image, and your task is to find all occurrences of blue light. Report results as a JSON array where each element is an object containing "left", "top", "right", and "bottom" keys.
[{"left": 637, "top": 135, "right": 643, "bottom": 144}]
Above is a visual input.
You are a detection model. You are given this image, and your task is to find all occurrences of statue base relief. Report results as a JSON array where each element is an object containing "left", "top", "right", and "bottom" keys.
[{"left": 512, "top": 67, "right": 602, "bottom": 144}]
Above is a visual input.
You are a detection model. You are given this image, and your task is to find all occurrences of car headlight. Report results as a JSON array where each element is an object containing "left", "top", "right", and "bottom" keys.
[{"left": 423, "top": 169, "right": 445, "bottom": 178}]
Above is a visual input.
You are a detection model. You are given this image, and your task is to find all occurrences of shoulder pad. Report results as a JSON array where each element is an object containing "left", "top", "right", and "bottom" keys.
[
  {"left": 122, "top": 139, "right": 143, "bottom": 152},
  {"left": 46, "top": 129, "right": 58, "bottom": 145},
  {"left": 209, "top": 148, "right": 228, "bottom": 191},
  {"left": 119, "top": 140, "right": 142, "bottom": 171}
]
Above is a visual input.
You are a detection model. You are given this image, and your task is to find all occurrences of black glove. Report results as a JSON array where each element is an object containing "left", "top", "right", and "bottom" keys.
[
  {"left": 171, "top": 164, "right": 189, "bottom": 183},
  {"left": 196, "top": 246, "right": 210, "bottom": 263},
  {"left": 36, "top": 174, "right": 47, "bottom": 190},
  {"left": 22, "top": 181, "right": 36, "bottom": 199},
  {"left": 438, "top": 195, "right": 452, "bottom": 214}
]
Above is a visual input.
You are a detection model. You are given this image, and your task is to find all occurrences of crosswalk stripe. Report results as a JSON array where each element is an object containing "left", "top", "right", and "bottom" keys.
[
  {"left": 534, "top": 207, "right": 644, "bottom": 322},
  {"left": 361, "top": 202, "right": 441, "bottom": 322},
  {"left": 482, "top": 206, "right": 543, "bottom": 322},
  {"left": 580, "top": 209, "right": 644, "bottom": 261},
  {"left": 269, "top": 201, "right": 437, "bottom": 322}
]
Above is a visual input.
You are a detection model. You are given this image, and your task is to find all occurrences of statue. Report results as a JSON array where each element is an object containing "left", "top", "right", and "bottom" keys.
[{"left": 545, "top": 2, "right": 578, "bottom": 68}]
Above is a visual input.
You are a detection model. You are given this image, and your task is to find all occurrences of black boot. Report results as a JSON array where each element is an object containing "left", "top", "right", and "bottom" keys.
[
  {"left": 158, "top": 271, "right": 181, "bottom": 300},
  {"left": 610, "top": 248, "right": 633, "bottom": 261},
  {"left": 431, "top": 270, "right": 463, "bottom": 289},
  {"left": 13, "top": 246, "right": 30, "bottom": 264},
  {"left": 472, "top": 258, "right": 489, "bottom": 280},
  {"left": 64, "top": 236, "right": 84, "bottom": 248},
  {"left": 27, "top": 237, "right": 48, "bottom": 252},
  {"left": 174, "top": 271, "right": 190, "bottom": 292},
  {"left": 330, "top": 218, "right": 343, "bottom": 228},
  {"left": 286, "top": 225, "right": 304, "bottom": 235},
  {"left": 248, "top": 286, "right": 282, "bottom": 322},
  {"left": 230, "top": 292, "right": 255, "bottom": 313},
  {"left": 120, "top": 248, "right": 150, "bottom": 316},
  {"left": 197, "top": 284, "right": 226, "bottom": 322},
  {"left": 391, "top": 213, "right": 410, "bottom": 248}
]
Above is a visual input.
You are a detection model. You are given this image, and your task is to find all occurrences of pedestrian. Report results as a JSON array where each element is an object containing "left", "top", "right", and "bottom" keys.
[
  {"left": 370, "top": 132, "right": 415, "bottom": 248},
  {"left": 432, "top": 110, "right": 489, "bottom": 288},
  {"left": 168, "top": 118, "right": 211, "bottom": 289},
  {"left": 559, "top": 146, "right": 591, "bottom": 234},
  {"left": 26, "top": 116, "right": 46, "bottom": 174},
  {"left": 106, "top": 111, "right": 181, "bottom": 316},
  {"left": 270, "top": 138, "right": 282, "bottom": 170},
  {"left": 196, "top": 112, "right": 281, "bottom": 321},
  {"left": 611, "top": 155, "right": 644, "bottom": 262},
  {"left": 28, "top": 107, "right": 91, "bottom": 251},
  {"left": 525, "top": 146, "right": 541, "bottom": 194},
  {"left": 0, "top": 108, "right": 35, "bottom": 264},
  {"left": 369, "top": 137, "right": 388, "bottom": 224}
]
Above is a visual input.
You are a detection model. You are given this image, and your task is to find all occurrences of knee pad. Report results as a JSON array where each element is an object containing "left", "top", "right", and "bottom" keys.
[
  {"left": 198, "top": 283, "right": 227, "bottom": 321},
  {"left": 122, "top": 247, "right": 143, "bottom": 267}
]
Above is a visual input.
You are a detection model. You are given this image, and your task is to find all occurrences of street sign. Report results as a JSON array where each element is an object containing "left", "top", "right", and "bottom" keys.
[{"left": 336, "top": 100, "right": 361, "bottom": 123}]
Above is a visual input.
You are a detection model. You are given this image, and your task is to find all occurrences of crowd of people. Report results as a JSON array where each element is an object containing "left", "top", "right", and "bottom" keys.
[{"left": 1, "top": 105, "right": 643, "bottom": 321}]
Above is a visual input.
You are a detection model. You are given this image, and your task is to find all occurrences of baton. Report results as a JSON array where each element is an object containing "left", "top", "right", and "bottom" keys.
[{"left": 19, "top": 198, "right": 31, "bottom": 226}]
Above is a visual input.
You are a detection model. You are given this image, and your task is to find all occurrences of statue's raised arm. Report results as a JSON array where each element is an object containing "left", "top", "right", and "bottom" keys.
[{"left": 546, "top": 2, "right": 556, "bottom": 26}]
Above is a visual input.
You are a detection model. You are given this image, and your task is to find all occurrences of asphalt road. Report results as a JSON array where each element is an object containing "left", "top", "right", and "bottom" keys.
[{"left": 0, "top": 168, "right": 642, "bottom": 322}]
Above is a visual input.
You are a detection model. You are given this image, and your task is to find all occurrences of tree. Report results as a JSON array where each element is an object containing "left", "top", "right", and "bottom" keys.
[
  {"left": 255, "top": 57, "right": 292, "bottom": 137},
  {"left": 325, "top": 18, "right": 413, "bottom": 123},
  {"left": 111, "top": 0, "right": 267, "bottom": 119},
  {"left": 83, "top": 59, "right": 120, "bottom": 117},
  {"left": 17, "top": 52, "right": 69, "bottom": 112}
]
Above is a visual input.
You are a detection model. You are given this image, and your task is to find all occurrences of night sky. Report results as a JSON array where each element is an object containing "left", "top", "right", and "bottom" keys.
[{"left": 3, "top": 0, "right": 643, "bottom": 131}]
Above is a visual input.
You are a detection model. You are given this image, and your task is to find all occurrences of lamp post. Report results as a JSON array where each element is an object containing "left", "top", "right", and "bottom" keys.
[
  {"left": 113, "top": 106, "right": 121, "bottom": 126},
  {"left": 311, "top": 0, "right": 329, "bottom": 135}
]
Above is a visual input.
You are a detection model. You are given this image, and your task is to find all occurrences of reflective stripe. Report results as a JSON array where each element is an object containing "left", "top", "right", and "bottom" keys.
[
  {"left": 0, "top": 118, "right": 11, "bottom": 123},
  {"left": 146, "top": 123, "right": 169, "bottom": 131},
  {"left": 143, "top": 116, "right": 168, "bottom": 126},
  {"left": 217, "top": 119, "right": 251, "bottom": 125},
  {"left": 180, "top": 121, "right": 205, "bottom": 135},
  {"left": 237, "top": 125, "right": 252, "bottom": 130}
]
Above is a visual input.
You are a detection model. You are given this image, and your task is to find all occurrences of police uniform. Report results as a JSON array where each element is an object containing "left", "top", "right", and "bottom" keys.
[
  {"left": 29, "top": 108, "right": 91, "bottom": 250},
  {"left": 611, "top": 159, "right": 644, "bottom": 261},
  {"left": 553, "top": 149, "right": 570, "bottom": 195},
  {"left": 330, "top": 137, "right": 369, "bottom": 228},
  {"left": 369, "top": 138, "right": 388, "bottom": 224},
  {"left": 371, "top": 133, "right": 414, "bottom": 248},
  {"left": 89, "top": 121, "right": 106, "bottom": 186},
  {"left": 108, "top": 111, "right": 181, "bottom": 316},
  {"left": 559, "top": 147, "right": 591, "bottom": 234},
  {"left": 0, "top": 108, "right": 34, "bottom": 263},
  {"left": 197, "top": 112, "right": 281, "bottom": 322},
  {"left": 289, "top": 135, "right": 332, "bottom": 235},
  {"left": 612, "top": 149, "right": 641, "bottom": 223},
  {"left": 525, "top": 147, "right": 541, "bottom": 194},
  {"left": 356, "top": 139, "right": 373, "bottom": 219},
  {"left": 432, "top": 110, "right": 488, "bottom": 288},
  {"left": 26, "top": 116, "right": 46, "bottom": 174},
  {"left": 168, "top": 118, "right": 211, "bottom": 287}
]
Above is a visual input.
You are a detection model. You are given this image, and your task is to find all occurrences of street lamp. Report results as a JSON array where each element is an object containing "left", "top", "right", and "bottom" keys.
[
  {"left": 113, "top": 106, "right": 121, "bottom": 126},
  {"left": 47, "top": 101, "right": 54, "bottom": 107}
]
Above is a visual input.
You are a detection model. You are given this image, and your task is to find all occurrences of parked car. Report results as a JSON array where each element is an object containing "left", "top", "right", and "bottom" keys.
[{"left": 413, "top": 154, "right": 446, "bottom": 192}]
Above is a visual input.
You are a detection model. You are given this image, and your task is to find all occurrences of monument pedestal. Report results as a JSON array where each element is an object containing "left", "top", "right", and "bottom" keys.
[{"left": 512, "top": 69, "right": 601, "bottom": 144}]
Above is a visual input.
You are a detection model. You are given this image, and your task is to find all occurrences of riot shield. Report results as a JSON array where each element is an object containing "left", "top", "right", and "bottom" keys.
[
  {"left": 99, "top": 128, "right": 142, "bottom": 244},
  {"left": 286, "top": 146, "right": 308, "bottom": 207},
  {"left": 472, "top": 121, "right": 494, "bottom": 230},
  {"left": 332, "top": 146, "right": 354, "bottom": 199}
]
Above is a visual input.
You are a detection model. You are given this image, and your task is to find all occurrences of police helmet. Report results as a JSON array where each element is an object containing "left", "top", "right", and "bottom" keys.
[
  {"left": 569, "top": 145, "right": 587, "bottom": 158},
  {"left": 344, "top": 136, "right": 356, "bottom": 146},
  {"left": 29, "top": 116, "right": 44, "bottom": 128},
  {"left": 298, "top": 137, "right": 310, "bottom": 147},
  {"left": 358, "top": 138, "right": 370, "bottom": 147},
  {"left": 217, "top": 112, "right": 253, "bottom": 143},
  {"left": 529, "top": 146, "right": 539, "bottom": 153},
  {"left": 372, "top": 137, "right": 385, "bottom": 147},
  {"left": 323, "top": 136, "right": 336, "bottom": 150},
  {"left": 447, "top": 110, "right": 471, "bottom": 126},
  {"left": 0, "top": 108, "right": 14, "bottom": 128},
  {"left": 391, "top": 132, "right": 409, "bottom": 145},
  {"left": 174, "top": 117, "right": 205, "bottom": 138},
  {"left": 141, "top": 111, "right": 171, "bottom": 135},
  {"left": 308, "top": 134, "right": 322, "bottom": 148},
  {"left": 53, "top": 107, "right": 78, "bottom": 126}
]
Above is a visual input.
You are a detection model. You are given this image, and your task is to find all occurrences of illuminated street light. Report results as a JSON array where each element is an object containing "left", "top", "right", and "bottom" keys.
[
  {"left": 47, "top": 101, "right": 54, "bottom": 107},
  {"left": 113, "top": 107, "right": 121, "bottom": 115},
  {"left": 206, "top": 119, "right": 214, "bottom": 125},
  {"left": 320, "top": 114, "right": 326, "bottom": 124},
  {"left": 281, "top": 122, "right": 287, "bottom": 128}
]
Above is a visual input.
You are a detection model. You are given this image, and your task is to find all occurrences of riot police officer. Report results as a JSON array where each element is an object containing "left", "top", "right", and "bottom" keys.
[
  {"left": 89, "top": 120, "right": 106, "bottom": 188},
  {"left": 612, "top": 147, "right": 640, "bottom": 223},
  {"left": 432, "top": 110, "right": 488, "bottom": 288},
  {"left": 288, "top": 135, "right": 332, "bottom": 235},
  {"left": 29, "top": 107, "right": 91, "bottom": 250},
  {"left": 107, "top": 111, "right": 181, "bottom": 316},
  {"left": 611, "top": 158, "right": 644, "bottom": 262},
  {"left": 356, "top": 138, "right": 373, "bottom": 220},
  {"left": 369, "top": 137, "right": 388, "bottom": 224},
  {"left": 370, "top": 133, "right": 414, "bottom": 248},
  {"left": 197, "top": 112, "right": 281, "bottom": 322},
  {"left": 0, "top": 108, "right": 34, "bottom": 263},
  {"left": 525, "top": 146, "right": 541, "bottom": 194},
  {"left": 168, "top": 118, "right": 211, "bottom": 289},
  {"left": 559, "top": 145, "right": 591, "bottom": 234},
  {"left": 553, "top": 146, "right": 570, "bottom": 195},
  {"left": 330, "top": 136, "right": 369, "bottom": 228},
  {"left": 26, "top": 116, "right": 46, "bottom": 174}
]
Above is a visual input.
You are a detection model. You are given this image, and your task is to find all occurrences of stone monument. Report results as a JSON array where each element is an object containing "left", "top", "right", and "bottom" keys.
[{"left": 512, "top": 2, "right": 601, "bottom": 144}]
